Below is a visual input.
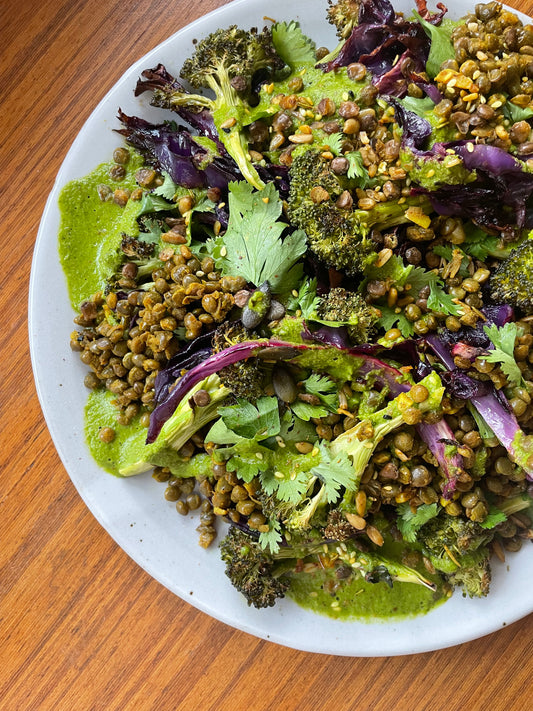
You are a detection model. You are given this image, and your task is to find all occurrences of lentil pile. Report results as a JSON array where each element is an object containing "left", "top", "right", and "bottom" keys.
[{"left": 67, "top": 0, "right": 533, "bottom": 609}]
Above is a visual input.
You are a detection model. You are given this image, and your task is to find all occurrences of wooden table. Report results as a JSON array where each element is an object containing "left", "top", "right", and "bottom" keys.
[{"left": 3, "top": 0, "right": 533, "bottom": 708}]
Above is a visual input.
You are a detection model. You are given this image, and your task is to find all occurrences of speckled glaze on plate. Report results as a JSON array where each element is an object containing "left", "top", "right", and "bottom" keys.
[{"left": 29, "top": 0, "right": 533, "bottom": 656}]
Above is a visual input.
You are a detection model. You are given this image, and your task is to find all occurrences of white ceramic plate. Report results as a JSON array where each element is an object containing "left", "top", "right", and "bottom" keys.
[{"left": 29, "top": 0, "right": 533, "bottom": 656}]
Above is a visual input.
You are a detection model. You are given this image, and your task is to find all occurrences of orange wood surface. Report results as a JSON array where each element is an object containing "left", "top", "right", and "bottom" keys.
[{"left": 2, "top": 0, "right": 532, "bottom": 708}]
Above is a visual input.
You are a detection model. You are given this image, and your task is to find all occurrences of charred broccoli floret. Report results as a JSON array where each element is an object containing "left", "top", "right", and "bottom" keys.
[
  {"left": 327, "top": 0, "right": 361, "bottom": 38},
  {"left": 287, "top": 150, "right": 425, "bottom": 275},
  {"left": 419, "top": 513, "right": 492, "bottom": 558},
  {"left": 287, "top": 151, "right": 376, "bottom": 275},
  {"left": 120, "top": 234, "right": 156, "bottom": 260},
  {"left": 416, "top": 512, "right": 494, "bottom": 597},
  {"left": 490, "top": 238, "right": 533, "bottom": 314},
  {"left": 219, "top": 526, "right": 292, "bottom": 608},
  {"left": 151, "top": 26, "right": 283, "bottom": 190},
  {"left": 323, "top": 508, "right": 359, "bottom": 541},
  {"left": 212, "top": 322, "right": 265, "bottom": 401},
  {"left": 446, "top": 549, "right": 492, "bottom": 598},
  {"left": 317, "top": 287, "right": 379, "bottom": 344}
]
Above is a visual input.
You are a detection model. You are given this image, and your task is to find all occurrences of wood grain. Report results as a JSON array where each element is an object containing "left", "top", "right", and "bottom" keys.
[{"left": 2, "top": 0, "right": 533, "bottom": 709}]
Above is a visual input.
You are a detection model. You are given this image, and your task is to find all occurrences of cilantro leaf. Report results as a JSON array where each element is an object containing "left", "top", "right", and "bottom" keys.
[
  {"left": 290, "top": 400, "right": 330, "bottom": 421},
  {"left": 478, "top": 506, "right": 507, "bottom": 529},
  {"left": 397, "top": 502, "right": 440, "bottom": 543},
  {"left": 259, "top": 519, "right": 283, "bottom": 554},
  {"left": 310, "top": 443, "right": 357, "bottom": 503},
  {"left": 217, "top": 440, "right": 272, "bottom": 482},
  {"left": 503, "top": 101, "right": 533, "bottom": 123},
  {"left": 212, "top": 181, "right": 307, "bottom": 294},
  {"left": 271, "top": 21, "right": 316, "bottom": 69},
  {"left": 137, "top": 217, "right": 163, "bottom": 244},
  {"left": 377, "top": 305, "right": 414, "bottom": 338},
  {"left": 301, "top": 373, "right": 339, "bottom": 411},
  {"left": 324, "top": 133, "right": 345, "bottom": 156},
  {"left": 218, "top": 397, "right": 281, "bottom": 440},
  {"left": 260, "top": 464, "right": 313, "bottom": 504},
  {"left": 153, "top": 171, "right": 180, "bottom": 200},
  {"left": 287, "top": 277, "right": 321, "bottom": 319},
  {"left": 364, "top": 254, "right": 414, "bottom": 288},
  {"left": 139, "top": 192, "right": 174, "bottom": 214},
  {"left": 427, "top": 282, "right": 461, "bottom": 316},
  {"left": 346, "top": 151, "right": 375, "bottom": 187},
  {"left": 483, "top": 323, "right": 523, "bottom": 386}
]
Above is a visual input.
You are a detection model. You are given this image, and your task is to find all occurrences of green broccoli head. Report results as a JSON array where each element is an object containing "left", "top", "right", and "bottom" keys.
[
  {"left": 181, "top": 25, "right": 283, "bottom": 94},
  {"left": 212, "top": 322, "right": 265, "bottom": 401},
  {"left": 287, "top": 150, "right": 377, "bottom": 275},
  {"left": 446, "top": 549, "right": 492, "bottom": 598},
  {"left": 327, "top": 0, "right": 361, "bottom": 38},
  {"left": 419, "top": 512, "right": 492, "bottom": 559},
  {"left": 490, "top": 238, "right": 533, "bottom": 314},
  {"left": 219, "top": 526, "right": 290, "bottom": 608},
  {"left": 317, "top": 287, "right": 379, "bottom": 344}
]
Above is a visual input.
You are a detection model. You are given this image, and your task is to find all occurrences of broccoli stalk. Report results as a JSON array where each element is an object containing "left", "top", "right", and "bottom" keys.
[
  {"left": 282, "top": 371, "right": 444, "bottom": 531},
  {"left": 118, "top": 374, "right": 231, "bottom": 476},
  {"left": 284, "top": 477, "right": 328, "bottom": 531},
  {"left": 330, "top": 370, "right": 444, "bottom": 510},
  {"left": 149, "top": 26, "right": 283, "bottom": 191},
  {"left": 220, "top": 525, "right": 436, "bottom": 608}
]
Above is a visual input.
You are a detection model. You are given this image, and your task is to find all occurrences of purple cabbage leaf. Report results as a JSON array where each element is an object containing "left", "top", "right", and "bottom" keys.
[{"left": 425, "top": 333, "right": 533, "bottom": 479}]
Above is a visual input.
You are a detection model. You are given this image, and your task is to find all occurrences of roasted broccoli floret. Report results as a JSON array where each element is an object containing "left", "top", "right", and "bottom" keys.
[
  {"left": 446, "top": 549, "right": 492, "bottom": 598},
  {"left": 120, "top": 234, "right": 156, "bottom": 260},
  {"left": 150, "top": 26, "right": 283, "bottom": 190},
  {"left": 212, "top": 322, "right": 265, "bottom": 401},
  {"left": 490, "top": 238, "right": 533, "bottom": 314},
  {"left": 287, "top": 150, "right": 426, "bottom": 275},
  {"left": 220, "top": 524, "right": 436, "bottom": 608},
  {"left": 416, "top": 512, "right": 494, "bottom": 597},
  {"left": 323, "top": 508, "right": 359, "bottom": 541},
  {"left": 327, "top": 0, "right": 361, "bottom": 38},
  {"left": 287, "top": 150, "right": 375, "bottom": 275},
  {"left": 220, "top": 526, "right": 292, "bottom": 608},
  {"left": 419, "top": 512, "right": 492, "bottom": 559},
  {"left": 317, "top": 287, "right": 379, "bottom": 344}
]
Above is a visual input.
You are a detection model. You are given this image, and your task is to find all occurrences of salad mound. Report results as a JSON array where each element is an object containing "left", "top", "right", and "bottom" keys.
[{"left": 66, "top": 0, "right": 533, "bottom": 615}]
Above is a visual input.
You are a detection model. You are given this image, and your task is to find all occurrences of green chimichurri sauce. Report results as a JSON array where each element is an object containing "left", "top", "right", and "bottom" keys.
[
  {"left": 58, "top": 155, "right": 144, "bottom": 308},
  {"left": 288, "top": 568, "right": 445, "bottom": 621}
]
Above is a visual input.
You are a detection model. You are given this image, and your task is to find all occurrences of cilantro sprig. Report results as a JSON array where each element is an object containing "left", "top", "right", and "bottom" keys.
[
  {"left": 209, "top": 181, "right": 307, "bottom": 294},
  {"left": 483, "top": 322, "right": 523, "bottom": 387}
]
